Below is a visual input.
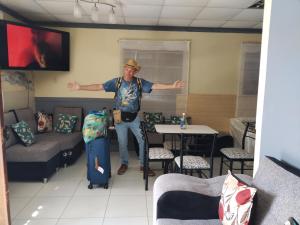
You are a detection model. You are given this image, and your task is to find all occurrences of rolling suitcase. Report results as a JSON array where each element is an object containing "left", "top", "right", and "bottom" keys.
[{"left": 86, "top": 137, "right": 110, "bottom": 189}]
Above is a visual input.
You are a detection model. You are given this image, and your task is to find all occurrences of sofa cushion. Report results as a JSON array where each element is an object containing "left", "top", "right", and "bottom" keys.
[
  {"left": 11, "top": 121, "right": 36, "bottom": 146},
  {"left": 219, "top": 171, "right": 256, "bottom": 225},
  {"left": 15, "top": 108, "right": 37, "bottom": 134},
  {"left": 54, "top": 113, "right": 78, "bottom": 134},
  {"left": 252, "top": 156, "right": 300, "bottom": 225},
  {"left": 6, "top": 140, "right": 60, "bottom": 162},
  {"left": 36, "top": 132, "right": 82, "bottom": 151},
  {"left": 4, "top": 111, "right": 18, "bottom": 148},
  {"left": 157, "top": 191, "right": 220, "bottom": 220},
  {"left": 54, "top": 107, "right": 83, "bottom": 132}
]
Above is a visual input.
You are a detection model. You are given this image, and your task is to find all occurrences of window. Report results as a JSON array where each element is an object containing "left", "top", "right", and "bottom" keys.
[
  {"left": 239, "top": 43, "right": 261, "bottom": 96},
  {"left": 235, "top": 43, "right": 261, "bottom": 117},
  {"left": 119, "top": 40, "right": 189, "bottom": 116}
]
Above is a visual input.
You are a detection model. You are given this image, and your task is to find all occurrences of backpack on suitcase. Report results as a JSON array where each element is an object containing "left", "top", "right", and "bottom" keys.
[{"left": 86, "top": 137, "right": 110, "bottom": 189}]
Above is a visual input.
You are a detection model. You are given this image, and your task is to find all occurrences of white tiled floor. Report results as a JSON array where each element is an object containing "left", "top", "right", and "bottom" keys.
[
  {"left": 8, "top": 151, "right": 253, "bottom": 225},
  {"left": 8, "top": 152, "right": 157, "bottom": 225}
]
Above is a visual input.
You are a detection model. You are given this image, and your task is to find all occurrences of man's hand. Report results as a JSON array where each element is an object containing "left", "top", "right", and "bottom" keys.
[
  {"left": 152, "top": 80, "right": 185, "bottom": 90},
  {"left": 67, "top": 81, "right": 80, "bottom": 91},
  {"left": 172, "top": 80, "right": 185, "bottom": 89}
]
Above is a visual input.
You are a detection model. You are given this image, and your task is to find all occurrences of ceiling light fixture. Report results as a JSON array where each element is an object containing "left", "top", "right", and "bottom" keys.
[{"left": 73, "top": 0, "right": 117, "bottom": 23}]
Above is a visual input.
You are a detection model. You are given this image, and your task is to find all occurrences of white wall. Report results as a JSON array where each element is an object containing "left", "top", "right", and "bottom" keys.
[{"left": 254, "top": 0, "right": 300, "bottom": 172}]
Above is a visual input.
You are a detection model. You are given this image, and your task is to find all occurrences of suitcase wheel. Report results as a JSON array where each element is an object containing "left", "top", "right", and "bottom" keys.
[
  {"left": 104, "top": 183, "right": 109, "bottom": 189},
  {"left": 88, "top": 183, "right": 93, "bottom": 189}
]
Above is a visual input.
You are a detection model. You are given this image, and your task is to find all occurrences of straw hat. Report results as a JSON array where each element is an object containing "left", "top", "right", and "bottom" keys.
[{"left": 124, "top": 59, "right": 141, "bottom": 71}]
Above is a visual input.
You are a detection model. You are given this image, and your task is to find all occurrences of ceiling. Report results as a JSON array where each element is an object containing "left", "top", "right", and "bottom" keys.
[{"left": 0, "top": 0, "right": 263, "bottom": 29}]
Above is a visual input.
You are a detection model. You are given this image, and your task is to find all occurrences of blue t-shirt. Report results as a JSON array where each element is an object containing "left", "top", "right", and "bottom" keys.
[{"left": 103, "top": 77, "right": 153, "bottom": 113}]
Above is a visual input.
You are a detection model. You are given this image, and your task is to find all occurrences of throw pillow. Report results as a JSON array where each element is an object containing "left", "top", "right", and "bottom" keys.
[
  {"left": 54, "top": 113, "right": 78, "bottom": 134},
  {"left": 143, "top": 112, "right": 163, "bottom": 133},
  {"left": 170, "top": 115, "right": 181, "bottom": 125},
  {"left": 219, "top": 171, "right": 257, "bottom": 225},
  {"left": 36, "top": 111, "right": 53, "bottom": 133},
  {"left": 11, "top": 121, "right": 35, "bottom": 146}
]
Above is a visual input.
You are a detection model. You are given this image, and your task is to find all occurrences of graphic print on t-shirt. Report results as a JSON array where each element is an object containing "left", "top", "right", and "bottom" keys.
[{"left": 120, "top": 83, "right": 138, "bottom": 107}]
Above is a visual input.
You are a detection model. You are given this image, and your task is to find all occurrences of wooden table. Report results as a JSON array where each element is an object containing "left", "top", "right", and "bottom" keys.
[{"left": 155, "top": 125, "right": 218, "bottom": 175}]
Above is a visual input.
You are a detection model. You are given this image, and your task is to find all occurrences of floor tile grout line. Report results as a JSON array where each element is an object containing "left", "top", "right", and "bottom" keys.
[
  {"left": 101, "top": 176, "right": 113, "bottom": 225},
  {"left": 11, "top": 180, "right": 46, "bottom": 220},
  {"left": 54, "top": 174, "right": 83, "bottom": 225}
]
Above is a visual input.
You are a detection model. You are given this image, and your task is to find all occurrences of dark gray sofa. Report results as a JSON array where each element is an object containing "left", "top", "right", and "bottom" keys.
[
  {"left": 153, "top": 156, "right": 300, "bottom": 225},
  {"left": 4, "top": 107, "right": 83, "bottom": 182}
]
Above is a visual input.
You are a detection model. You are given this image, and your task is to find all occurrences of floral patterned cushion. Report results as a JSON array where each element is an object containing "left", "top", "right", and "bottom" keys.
[
  {"left": 149, "top": 147, "right": 174, "bottom": 160},
  {"left": 143, "top": 112, "right": 163, "bottom": 133},
  {"left": 170, "top": 115, "right": 181, "bottom": 125},
  {"left": 174, "top": 155, "right": 210, "bottom": 169},
  {"left": 11, "top": 121, "right": 35, "bottom": 146},
  {"left": 54, "top": 113, "right": 78, "bottom": 134},
  {"left": 221, "top": 148, "right": 254, "bottom": 159},
  {"left": 219, "top": 171, "right": 257, "bottom": 225}
]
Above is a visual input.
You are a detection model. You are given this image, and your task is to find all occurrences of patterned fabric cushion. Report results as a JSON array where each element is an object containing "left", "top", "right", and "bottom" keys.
[
  {"left": 170, "top": 115, "right": 181, "bottom": 125},
  {"left": 36, "top": 111, "right": 53, "bottom": 133},
  {"left": 143, "top": 112, "right": 163, "bottom": 133},
  {"left": 175, "top": 155, "right": 210, "bottom": 169},
  {"left": 163, "top": 140, "right": 181, "bottom": 150},
  {"left": 221, "top": 148, "right": 254, "bottom": 159},
  {"left": 11, "top": 121, "right": 35, "bottom": 146},
  {"left": 149, "top": 148, "right": 174, "bottom": 160},
  {"left": 54, "top": 113, "right": 78, "bottom": 134},
  {"left": 219, "top": 171, "right": 257, "bottom": 225}
]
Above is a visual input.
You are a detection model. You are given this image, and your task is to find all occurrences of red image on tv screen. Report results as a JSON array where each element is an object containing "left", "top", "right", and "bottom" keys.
[{"left": 7, "top": 24, "right": 62, "bottom": 69}]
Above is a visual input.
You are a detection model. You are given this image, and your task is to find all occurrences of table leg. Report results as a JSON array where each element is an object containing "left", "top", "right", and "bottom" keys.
[
  {"left": 210, "top": 134, "right": 216, "bottom": 178},
  {"left": 180, "top": 133, "right": 184, "bottom": 174}
]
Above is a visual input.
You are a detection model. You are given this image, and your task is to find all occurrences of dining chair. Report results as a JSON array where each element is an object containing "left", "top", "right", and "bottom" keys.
[
  {"left": 219, "top": 122, "right": 255, "bottom": 175},
  {"left": 174, "top": 134, "right": 216, "bottom": 178},
  {"left": 163, "top": 115, "right": 190, "bottom": 157},
  {"left": 140, "top": 121, "right": 174, "bottom": 190}
]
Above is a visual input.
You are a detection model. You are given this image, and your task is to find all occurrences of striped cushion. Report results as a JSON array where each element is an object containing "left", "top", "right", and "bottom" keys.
[{"left": 149, "top": 148, "right": 174, "bottom": 160}]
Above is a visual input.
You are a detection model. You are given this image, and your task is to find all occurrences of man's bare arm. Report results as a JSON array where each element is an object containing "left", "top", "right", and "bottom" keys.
[
  {"left": 152, "top": 80, "right": 185, "bottom": 90},
  {"left": 67, "top": 81, "right": 104, "bottom": 91}
]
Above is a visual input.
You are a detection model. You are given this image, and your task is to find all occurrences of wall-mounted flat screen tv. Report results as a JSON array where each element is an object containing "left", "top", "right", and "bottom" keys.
[{"left": 0, "top": 21, "right": 70, "bottom": 71}]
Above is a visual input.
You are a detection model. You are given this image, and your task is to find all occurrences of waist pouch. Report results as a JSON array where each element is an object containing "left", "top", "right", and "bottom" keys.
[{"left": 121, "top": 111, "right": 138, "bottom": 122}]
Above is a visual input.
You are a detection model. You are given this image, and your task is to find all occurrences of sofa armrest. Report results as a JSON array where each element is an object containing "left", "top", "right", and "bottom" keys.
[
  {"left": 153, "top": 173, "right": 253, "bottom": 225},
  {"left": 153, "top": 174, "right": 225, "bottom": 225}
]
